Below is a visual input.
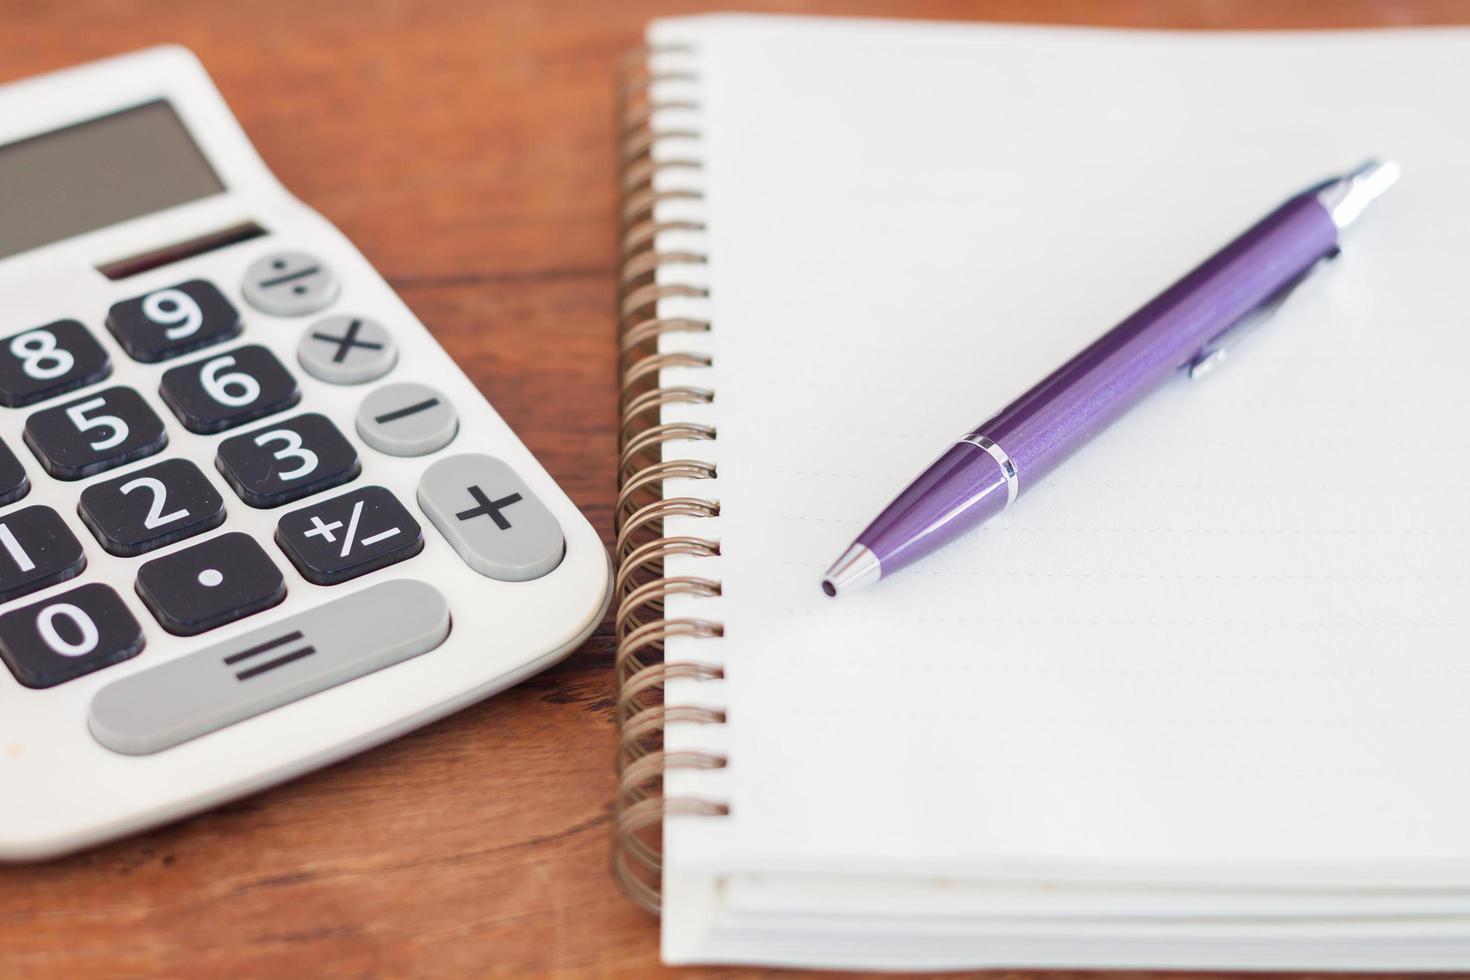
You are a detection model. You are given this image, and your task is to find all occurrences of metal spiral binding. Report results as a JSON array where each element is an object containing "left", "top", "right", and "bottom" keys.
[{"left": 613, "top": 43, "right": 728, "bottom": 915}]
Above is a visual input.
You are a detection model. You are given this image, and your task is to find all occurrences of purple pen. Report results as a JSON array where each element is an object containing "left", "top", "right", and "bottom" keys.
[{"left": 822, "top": 160, "right": 1400, "bottom": 597}]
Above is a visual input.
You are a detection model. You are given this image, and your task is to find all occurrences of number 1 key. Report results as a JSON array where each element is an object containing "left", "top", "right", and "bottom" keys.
[{"left": 0, "top": 505, "right": 86, "bottom": 604}]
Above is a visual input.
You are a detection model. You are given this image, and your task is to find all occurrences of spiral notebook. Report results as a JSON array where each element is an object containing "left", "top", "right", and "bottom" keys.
[{"left": 614, "top": 15, "right": 1470, "bottom": 970}]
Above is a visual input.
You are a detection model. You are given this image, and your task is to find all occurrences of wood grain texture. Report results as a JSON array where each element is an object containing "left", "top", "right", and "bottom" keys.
[{"left": 0, "top": 0, "right": 1465, "bottom": 975}]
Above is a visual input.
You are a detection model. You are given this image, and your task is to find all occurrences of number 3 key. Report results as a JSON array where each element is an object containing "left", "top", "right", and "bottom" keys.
[{"left": 216, "top": 413, "right": 360, "bottom": 508}]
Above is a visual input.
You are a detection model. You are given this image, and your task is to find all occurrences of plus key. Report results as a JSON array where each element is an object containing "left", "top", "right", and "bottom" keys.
[
  {"left": 454, "top": 486, "right": 522, "bottom": 530},
  {"left": 417, "top": 454, "right": 564, "bottom": 582}
]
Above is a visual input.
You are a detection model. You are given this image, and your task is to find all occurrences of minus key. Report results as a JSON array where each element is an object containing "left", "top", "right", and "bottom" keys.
[{"left": 356, "top": 381, "right": 459, "bottom": 457}]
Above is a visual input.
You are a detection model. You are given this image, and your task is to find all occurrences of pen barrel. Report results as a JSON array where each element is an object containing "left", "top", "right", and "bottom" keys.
[
  {"left": 858, "top": 442, "right": 1013, "bottom": 575},
  {"left": 979, "top": 193, "right": 1340, "bottom": 487}
]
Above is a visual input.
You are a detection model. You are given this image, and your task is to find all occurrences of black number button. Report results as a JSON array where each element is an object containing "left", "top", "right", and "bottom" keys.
[
  {"left": 276, "top": 486, "right": 424, "bottom": 585},
  {"left": 23, "top": 386, "right": 168, "bottom": 480},
  {"left": 159, "top": 344, "right": 301, "bottom": 434},
  {"left": 0, "top": 438, "right": 29, "bottom": 507},
  {"left": 0, "top": 320, "right": 111, "bottom": 407},
  {"left": 106, "top": 280, "right": 242, "bottom": 363},
  {"left": 215, "top": 413, "right": 360, "bottom": 508},
  {"left": 0, "top": 583, "right": 144, "bottom": 689},
  {"left": 135, "top": 531, "right": 286, "bottom": 636},
  {"left": 78, "top": 459, "right": 227, "bottom": 557},
  {"left": 0, "top": 505, "right": 86, "bottom": 604}
]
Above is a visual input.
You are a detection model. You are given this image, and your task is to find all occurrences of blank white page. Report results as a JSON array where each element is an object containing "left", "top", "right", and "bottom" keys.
[{"left": 648, "top": 17, "right": 1470, "bottom": 884}]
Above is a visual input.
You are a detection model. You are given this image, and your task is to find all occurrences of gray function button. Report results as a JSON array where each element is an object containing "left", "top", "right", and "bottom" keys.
[
  {"left": 88, "top": 580, "right": 449, "bottom": 756},
  {"left": 356, "top": 382, "right": 458, "bottom": 457},
  {"left": 242, "top": 251, "right": 341, "bottom": 317},
  {"left": 418, "top": 454, "right": 565, "bottom": 582},
  {"left": 298, "top": 315, "right": 397, "bottom": 385}
]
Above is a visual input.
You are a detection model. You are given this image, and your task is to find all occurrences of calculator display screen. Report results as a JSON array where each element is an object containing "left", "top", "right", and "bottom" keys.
[{"left": 0, "top": 100, "right": 225, "bottom": 260}]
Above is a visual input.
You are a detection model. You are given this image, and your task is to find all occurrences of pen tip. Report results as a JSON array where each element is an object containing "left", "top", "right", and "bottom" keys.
[
  {"left": 1322, "top": 159, "right": 1401, "bottom": 230},
  {"left": 821, "top": 543, "right": 881, "bottom": 598},
  {"left": 1354, "top": 158, "right": 1401, "bottom": 192}
]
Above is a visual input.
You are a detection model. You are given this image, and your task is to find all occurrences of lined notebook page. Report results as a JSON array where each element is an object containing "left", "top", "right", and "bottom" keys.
[{"left": 652, "top": 18, "right": 1470, "bottom": 882}]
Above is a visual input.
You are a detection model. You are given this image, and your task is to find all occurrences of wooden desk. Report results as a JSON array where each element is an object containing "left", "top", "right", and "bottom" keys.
[{"left": 0, "top": 1, "right": 1461, "bottom": 975}]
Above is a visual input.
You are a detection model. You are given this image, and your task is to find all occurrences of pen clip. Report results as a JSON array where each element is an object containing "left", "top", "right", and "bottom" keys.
[{"left": 1185, "top": 247, "right": 1340, "bottom": 380}]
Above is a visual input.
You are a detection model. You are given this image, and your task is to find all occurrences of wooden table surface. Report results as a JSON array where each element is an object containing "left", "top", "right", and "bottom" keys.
[{"left": 1, "top": 0, "right": 1465, "bottom": 976}]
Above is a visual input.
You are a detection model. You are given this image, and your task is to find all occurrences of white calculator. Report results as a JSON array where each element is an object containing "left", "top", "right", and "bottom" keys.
[{"left": 0, "top": 47, "right": 611, "bottom": 858}]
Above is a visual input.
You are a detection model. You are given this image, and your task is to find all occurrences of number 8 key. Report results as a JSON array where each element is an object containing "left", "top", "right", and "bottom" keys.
[{"left": 0, "top": 320, "right": 112, "bottom": 408}]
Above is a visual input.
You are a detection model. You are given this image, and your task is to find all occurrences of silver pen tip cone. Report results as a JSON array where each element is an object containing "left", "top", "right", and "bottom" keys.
[
  {"left": 1321, "top": 159, "right": 1401, "bottom": 229},
  {"left": 821, "top": 543, "right": 881, "bottom": 598}
]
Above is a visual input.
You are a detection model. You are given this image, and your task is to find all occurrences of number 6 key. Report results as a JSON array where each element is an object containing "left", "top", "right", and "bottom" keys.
[{"left": 159, "top": 344, "right": 301, "bottom": 433}]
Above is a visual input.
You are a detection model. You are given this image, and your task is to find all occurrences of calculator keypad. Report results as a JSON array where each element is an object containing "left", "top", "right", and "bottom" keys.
[
  {"left": 78, "top": 458, "right": 227, "bottom": 557},
  {"left": 216, "top": 412, "right": 360, "bottom": 508},
  {"left": 0, "top": 583, "right": 144, "bottom": 689},
  {"left": 135, "top": 531, "right": 286, "bottom": 636},
  {"left": 107, "top": 280, "right": 242, "bottom": 363},
  {"left": 275, "top": 485, "right": 424, "bottom": 585},
  {"left": 0, "top": 505, "right": 86, "bottom": 604},
  {"left": 0, "top": 238, "right": 563, "bottom": 708},
  {"left": 159, "top": 344, "right": 301, "bottom": 434},
  {"left": 0, "top": 320, "right": 111, "bottom": 408},
  {"left": 24, "top": 386, "right": 168, "bottom": 480}
]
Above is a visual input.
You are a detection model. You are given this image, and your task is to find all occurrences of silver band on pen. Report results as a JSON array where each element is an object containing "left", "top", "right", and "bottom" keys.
[{"left": 960, "top": 433, "right": 1018, "bottom": 507}]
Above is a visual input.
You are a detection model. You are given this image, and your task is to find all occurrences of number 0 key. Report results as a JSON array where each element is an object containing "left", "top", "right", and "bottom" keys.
[{"left": 0, "top": 583, "right": 144, "bottom": 689}]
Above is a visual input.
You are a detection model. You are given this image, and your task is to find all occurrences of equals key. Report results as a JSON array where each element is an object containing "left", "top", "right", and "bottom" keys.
[
  {"left": 223, "top": 629, "right": 316, "bottom": 681},
  {"left": 89, "top": 580, "right": 452, "bottom": 756}
]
